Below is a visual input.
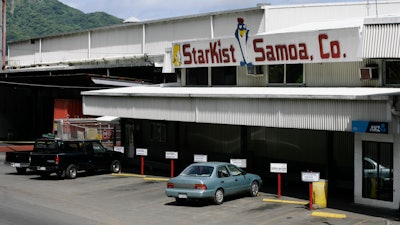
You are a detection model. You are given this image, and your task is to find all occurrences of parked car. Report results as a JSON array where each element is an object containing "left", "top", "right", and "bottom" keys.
[
  {"left": 165, "top": 162, "right": 263, "bottom": 205},
  {"left": 29, "top": 140, "right": 123, "bottom": 179},
  {"left": 363, "top": 157, "right": 392, "bottom": 182}
]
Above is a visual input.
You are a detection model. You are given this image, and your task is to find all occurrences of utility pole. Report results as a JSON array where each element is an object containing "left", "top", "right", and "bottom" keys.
[{"left": 1, "top": 0, "right": 6, "bottom": 70}]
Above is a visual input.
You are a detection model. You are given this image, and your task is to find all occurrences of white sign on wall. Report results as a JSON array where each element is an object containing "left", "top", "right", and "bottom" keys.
[
  {"left": 165, "top": 151, "right": 178, "bottom": 159},
  {"left": 301, "top": 172, "right": 320, "bottom": 182},
  {"left": 270, "top": 163, "right": 287, "bottom": 173},
  {"left": 136, "top": 148, "right": 148, "bottom": 156},
  {"left": 230, "top": 159, "right": 247, "bottom": 168},
  {"left": 194, "top": 154, "right": 208, "bottom": 162},
  {"left": 113, "top": 146, "right": 125, "bottom": 154}
]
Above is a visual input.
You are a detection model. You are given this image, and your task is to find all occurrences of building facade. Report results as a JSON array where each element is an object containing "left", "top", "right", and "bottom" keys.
[{"left": 5, "top": 1, "right": 400, "bottom": 209}]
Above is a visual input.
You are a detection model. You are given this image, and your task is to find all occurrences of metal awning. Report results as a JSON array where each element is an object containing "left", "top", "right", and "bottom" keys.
[
  {"left": 82, "top": 86, "right": 397, "bottom": 132},
  {"left": 91, "top": 77, "right": 147, "bottom": 87},
  {"left": 96, "top": 116, "right": 120, "bottom": 122},
  {"left": 82, "top": 86, "right": 400, "bottom": 101}
]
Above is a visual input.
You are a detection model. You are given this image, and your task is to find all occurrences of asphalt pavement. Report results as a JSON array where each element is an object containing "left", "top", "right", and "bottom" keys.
[{"left": 1, "top": 146, "right": 400, "bottom": 225}]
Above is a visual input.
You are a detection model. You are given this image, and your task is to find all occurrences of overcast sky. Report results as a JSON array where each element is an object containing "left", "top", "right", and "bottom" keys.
[{"left": 58, "top": 0, "right": 367, "bottom": 21}]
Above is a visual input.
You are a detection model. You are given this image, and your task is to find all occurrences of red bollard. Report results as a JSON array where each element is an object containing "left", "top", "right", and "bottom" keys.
[
  {"left": 170, "top": 159, "right": 175, "bottom": 178},
  {"left": 309, "top": 182, "right": 313, "bottom": 210},
  {"left": 277, "top": 173, "right": 281, "bottom": 198},
  {"left": 141, "top": 156, "right": 145, "bottom": 175}
]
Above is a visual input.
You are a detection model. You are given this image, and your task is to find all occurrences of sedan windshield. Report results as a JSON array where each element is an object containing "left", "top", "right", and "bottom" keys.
[{"left": 181, "top": 165, "right": 214, "bottom": 177}]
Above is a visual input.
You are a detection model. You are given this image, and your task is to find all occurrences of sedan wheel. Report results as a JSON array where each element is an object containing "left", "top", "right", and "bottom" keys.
[
  {"left": 250, "top": 181, "right": 259, "bottom": 197},
  {"left": 214, "top": 189, "right": 224, "bottom": 205}
]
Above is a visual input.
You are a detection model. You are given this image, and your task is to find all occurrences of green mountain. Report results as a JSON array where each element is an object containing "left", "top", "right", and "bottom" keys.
[{"left": 6, "top": 0, "right": 123, "bottom": 43}]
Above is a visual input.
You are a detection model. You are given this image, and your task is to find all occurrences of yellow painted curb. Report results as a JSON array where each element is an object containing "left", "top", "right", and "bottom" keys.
[
  {"left": 144, "top": 177, "right": 170, "bottom": 182},
  {"left": 263, "top": 198, "right": 308, "bottom": 205},
  {"left": 311, "top": 211, "right": 347, "bottom": 219},
  {"left": 111, "top": 173, "right": 146, "bottom": 178}
]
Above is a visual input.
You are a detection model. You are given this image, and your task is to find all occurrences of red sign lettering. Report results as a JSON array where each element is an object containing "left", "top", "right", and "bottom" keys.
[
  {"left": 319, "top": 34, "right": 341, "bottom": 59},
  {"left": 182, "top": 41, "right": 236, "bottom": 65},
  {"left": 252, "top": 38, "right": 309, "bottom": 62}
]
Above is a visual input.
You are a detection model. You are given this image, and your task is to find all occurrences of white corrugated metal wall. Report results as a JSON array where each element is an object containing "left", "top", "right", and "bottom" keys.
[
  {"left": 263, "top": 2, "right": 400, "bottom": 33},
  {"left": 363, "top": 23, "right": 400, "bottom": 58},
  {"left": 212, "top": 11, "right": 265, "bottom": 37},
  {"left": 90, "top": 26, "right": 144, "bottom": 59},
  {"left": 236, "top": 66, "right": 267, "bottom": 87},
  {"left": 7, "top": 40, "right": 39, "bottom": 67},
  {"left": 41, "top": 32, "right": 89, "bottom": 63},
  {"left": 306, "top": 60, "right": 381, "bottom": 87},
  {"left": 232, "top": 61, "right": 383, "bottom": 88},
  {"left": 83, "top": 95, "right": 388, "bottom": 132}
]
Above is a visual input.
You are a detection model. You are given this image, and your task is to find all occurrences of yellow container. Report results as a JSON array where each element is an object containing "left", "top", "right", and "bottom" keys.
[{"left": 313, "top": 179, "right": 328, "bottom": 208}]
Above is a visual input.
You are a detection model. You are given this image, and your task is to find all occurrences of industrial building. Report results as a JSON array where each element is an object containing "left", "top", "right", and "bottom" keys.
[{"left": 3, "top": 1, "right": 400, "bottom": 209}]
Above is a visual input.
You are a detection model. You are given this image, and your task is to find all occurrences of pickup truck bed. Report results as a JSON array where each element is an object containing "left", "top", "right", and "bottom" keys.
[{"left": 5, "top": 150, "right": 32, "bottom": 174}]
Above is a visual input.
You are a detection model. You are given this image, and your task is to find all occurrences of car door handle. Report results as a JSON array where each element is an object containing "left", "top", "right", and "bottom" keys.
[
  {"left": 221, "top": 181, "right": 224, "bottom": 183},
  {"left": 235, "top": 179, "right": 238, "bottom": 181}
]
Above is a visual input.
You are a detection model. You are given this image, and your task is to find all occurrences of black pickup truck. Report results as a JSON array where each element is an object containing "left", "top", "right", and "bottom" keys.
[
  {"left": 5, "top": 138, "right": 63, "bottom": 174},
  {"left": 29, "top": 140, "right": 123, "bottom": 179}
]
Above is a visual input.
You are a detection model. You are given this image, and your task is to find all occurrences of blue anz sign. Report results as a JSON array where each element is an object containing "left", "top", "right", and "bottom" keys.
[{"left": 352, "top": 121, "right": 388, "bottom": 134}]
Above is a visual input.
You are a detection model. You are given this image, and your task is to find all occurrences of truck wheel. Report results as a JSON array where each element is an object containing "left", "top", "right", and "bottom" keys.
[
  {"left": 65, "top": 164, "right": 77, "bottom": 179},
  {"left": 16, "top": 168, "right": 27, "bottom": 175},
  {"left": 110, "top": 160, "right": 121, "bottom": 173}
]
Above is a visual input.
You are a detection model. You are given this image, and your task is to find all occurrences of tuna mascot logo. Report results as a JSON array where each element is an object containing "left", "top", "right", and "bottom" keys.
[
  {"left": 172, "top": 44, "right": 182, "bottom": 67},
  {"left": 235, "top": 17, "right": 253, "bottom": 67}
]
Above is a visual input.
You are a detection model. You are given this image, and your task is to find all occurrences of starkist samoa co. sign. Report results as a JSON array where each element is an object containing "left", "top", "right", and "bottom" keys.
[{"left": 172, "top": 18, "right": 361, "bottom": 68}]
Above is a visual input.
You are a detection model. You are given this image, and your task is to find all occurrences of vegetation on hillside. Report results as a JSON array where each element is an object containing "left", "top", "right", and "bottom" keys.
[{"left": 6, "top": 0, "right": 123, "bottom": 43}]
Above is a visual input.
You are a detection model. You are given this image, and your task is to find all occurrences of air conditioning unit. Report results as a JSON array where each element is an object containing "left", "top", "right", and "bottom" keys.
[
  {"left": 359, "top": 67, "right": 378, "bottom": 80},
  {"left": 247, "top": 65, "right": 263, "bottom": 77}
]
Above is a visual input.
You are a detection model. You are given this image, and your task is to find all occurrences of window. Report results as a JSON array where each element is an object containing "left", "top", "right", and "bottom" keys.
[
  {"left": 181, "top": 165, "right": 213, "bottom": 177},
  {"left": 385, "top": 60, "right": 400, "bottom": 84},
  {"left": 227, "top": 164, "right": 243, "bottom": 176},
  {"left": 92, "top": 142, "right": 105, "bottom": 154},
  {"left": 362, "top": 141, "right": 393, "bottom": 201},
  {"left": 65, "top": 142, "right": 81, "bottom": 152},
  {"left": 268, "top": 64, "right": 303, "bottom": 84},
  {"left": 150, "top": 122, "right": 166, "bottom": 142},
  {"left": 217, "top": 166, "right": 230, "bottom": 178},
  {"left": 212, "top": 66, "right": 236, "bottom": 85},
  {"left": 186, "top": 67, "right": 208, "bottom": 86}
]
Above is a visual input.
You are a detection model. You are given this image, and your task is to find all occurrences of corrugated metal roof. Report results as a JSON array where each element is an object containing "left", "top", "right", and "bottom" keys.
[{"left": 82, "top": 86, "right": 400, "bottom": 100}]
